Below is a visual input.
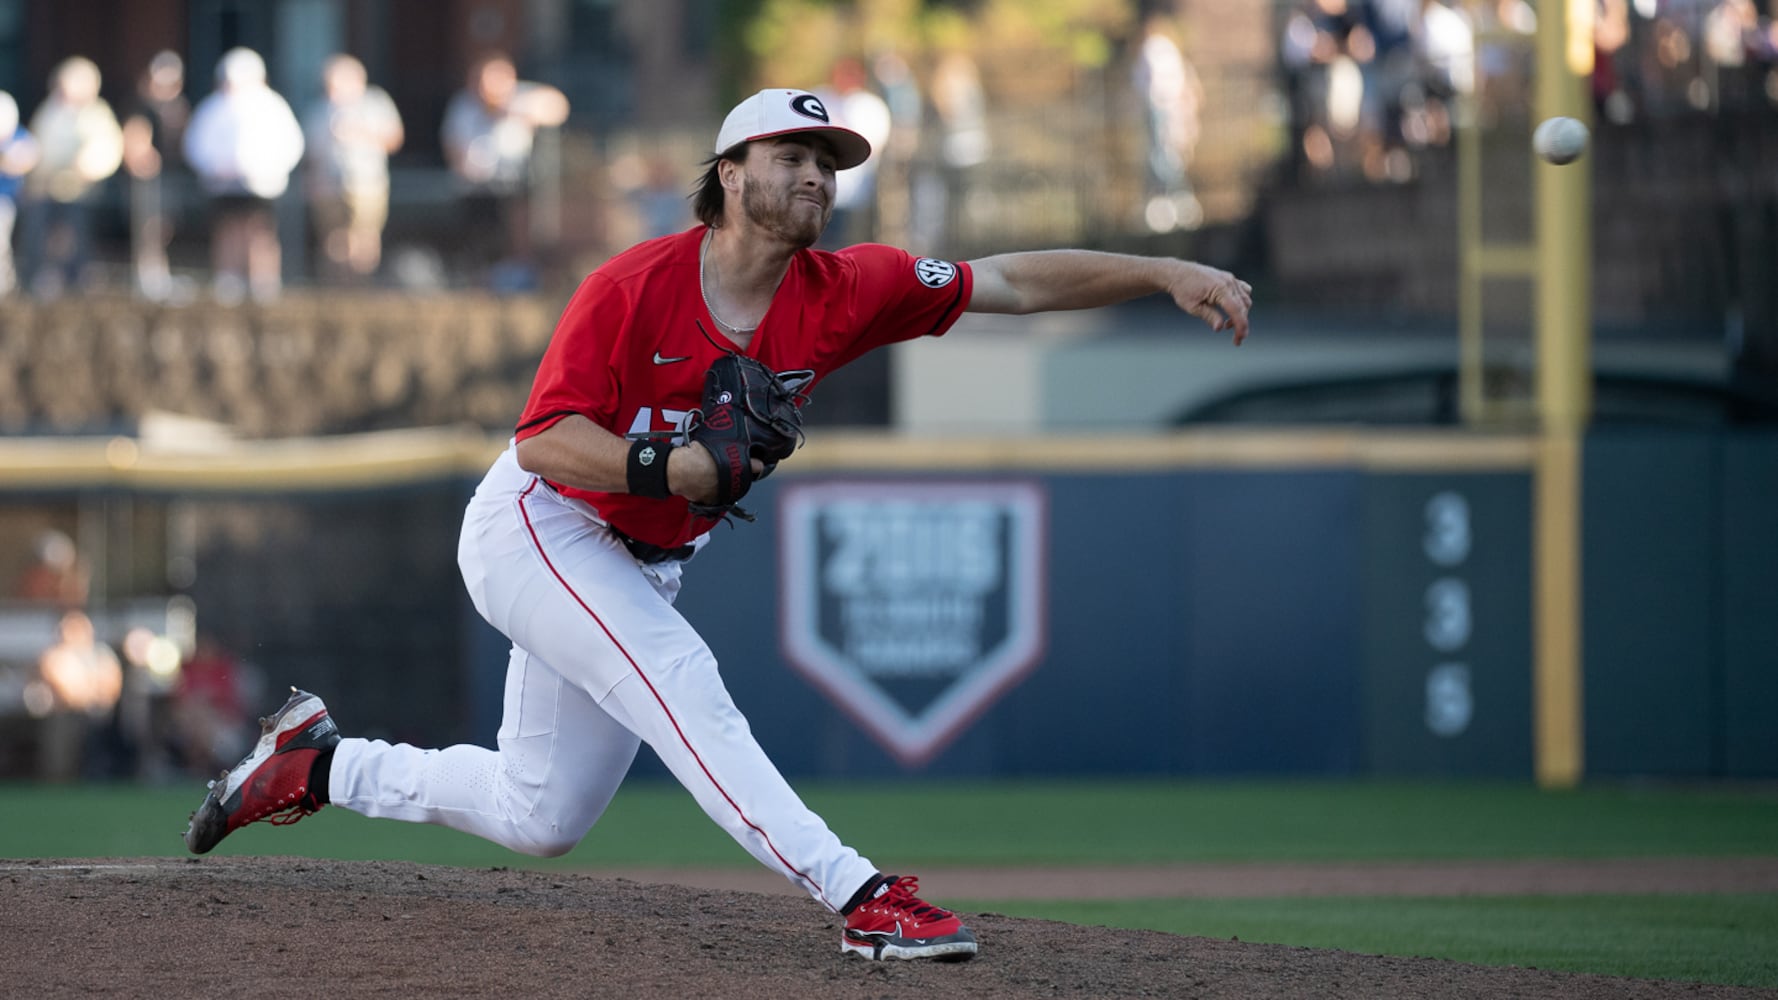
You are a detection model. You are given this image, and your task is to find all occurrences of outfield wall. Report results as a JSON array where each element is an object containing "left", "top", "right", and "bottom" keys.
[
  {"left": 661, "top": 434, "right": 1539, "bottom": 779},
  {"left": 1, "top": 427, "right": 1773, "bottom": 780},
  {"left": 1581, "top": 429, "right": 1778, "bottom": 779}
]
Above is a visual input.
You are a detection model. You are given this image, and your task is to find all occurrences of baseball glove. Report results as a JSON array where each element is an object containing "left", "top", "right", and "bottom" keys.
[{"left": 686, "top": 354, "right": 810, "bottom": 522}]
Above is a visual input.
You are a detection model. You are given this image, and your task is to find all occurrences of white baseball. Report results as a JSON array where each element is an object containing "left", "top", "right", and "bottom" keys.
[{"left": 1533, "top": 116, "right": 1590, "bottom": 165}]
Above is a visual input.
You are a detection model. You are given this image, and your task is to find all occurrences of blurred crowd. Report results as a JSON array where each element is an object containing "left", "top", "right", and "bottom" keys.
[
  {"left": 1281, "top": 0, "right": 1778, "bottom": 183},
  {"left": 0, "top": 42, "right": 1000, "bottom": 298},
  {"left": 0, "top": 20, "right": 1239, "bottom": 297},
  {"left": 0, "top": 528, "right": 261, "bottom": 784},
  {"left": 0, "top": 46, "right": 566, "bottom": 303},
  {"left": 0, "top": 5, "right": 1769, "bottom": 299}
]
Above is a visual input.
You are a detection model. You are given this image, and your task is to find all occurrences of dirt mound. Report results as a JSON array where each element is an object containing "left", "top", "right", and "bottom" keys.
[{"left": 2, "top": 857, "right": 1768, "bottom": 999}]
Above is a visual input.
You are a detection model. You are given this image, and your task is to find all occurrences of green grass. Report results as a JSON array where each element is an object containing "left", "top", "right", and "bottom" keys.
[
  {"left": 966, "top": 895, "right": 1778, "bottom": 990},
  {"left": 7, "top": 778, "right": 1778, "bottom": 988},
  {"left": 7, "top": 777, "right": 1778, "bottom": 866}
]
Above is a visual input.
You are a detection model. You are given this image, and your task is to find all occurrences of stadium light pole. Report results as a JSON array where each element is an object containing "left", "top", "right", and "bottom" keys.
[{"left": 1531, "top": 0, "right": 1594, "bottom": 791}]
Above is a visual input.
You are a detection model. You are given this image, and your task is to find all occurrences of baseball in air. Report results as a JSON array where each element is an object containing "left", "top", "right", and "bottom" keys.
[{"left": 1533, "top": 116, "right": 1590, "bottom": 165}]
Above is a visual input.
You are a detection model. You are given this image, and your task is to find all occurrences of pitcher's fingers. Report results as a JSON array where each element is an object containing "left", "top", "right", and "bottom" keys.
[{"left": 1228, "top": 314, "right": 1249, "bottom": 346}]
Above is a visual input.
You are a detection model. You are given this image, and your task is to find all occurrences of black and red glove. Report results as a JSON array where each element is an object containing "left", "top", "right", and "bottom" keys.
[{"left": 685, "top": 354, "right": 809, "bottom": 522}]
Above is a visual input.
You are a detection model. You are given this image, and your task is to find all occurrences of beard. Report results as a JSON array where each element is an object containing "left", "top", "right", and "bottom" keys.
[{"left": 739, "top": 173, "right": 829, "bottom": 248}]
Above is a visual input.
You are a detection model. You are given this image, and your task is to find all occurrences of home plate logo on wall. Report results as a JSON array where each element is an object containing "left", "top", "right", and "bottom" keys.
[{"left": 780, "top": 480, "right": 1048, "bottom": 768}]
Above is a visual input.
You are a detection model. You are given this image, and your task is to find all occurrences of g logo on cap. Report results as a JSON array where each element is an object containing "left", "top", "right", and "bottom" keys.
[{"left": 790, "top": 93, "right": 831, "bottom": 123}]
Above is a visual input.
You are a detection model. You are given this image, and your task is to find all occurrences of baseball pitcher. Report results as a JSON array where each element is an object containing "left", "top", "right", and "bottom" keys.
[{"left": 183, "top": 87, "right": 1252, "bottom": 962}]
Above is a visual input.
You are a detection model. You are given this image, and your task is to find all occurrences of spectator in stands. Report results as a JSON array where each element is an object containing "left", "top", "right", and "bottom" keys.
[
  {"left": 0, "top": 90, "right": 40, "bottom": 298},
  {"left": 121, "top": 50, "right": 191, "bottom": 302},
  {"left": 20, "top": 57, "right": 123, "bottom": 298},
  {"left": 816, "top": 57, "right": 893, "bottom": 248},
  {"left": 1287, "top": 0, "right": 1370, "bottom": 175},
  {"left": 870, "top": 50, "right": 924, "bottom": 247},
  {"left": 1703, "top": 0, "right": 1774, "bottom": 107},
  {"left": 927, "top": 49, "right": 990, "bottom": 255},
  {"left": 183, "top": 47, "right": 305, "bottom": 303},
  {"left": 13, "top": 529, "right": 90, "bottom": 608},
  {"left": 303, "top": 54, "right": 405, "bottom": 284},
  {"left": 1131, "top": 15, "right": 1205, "bottom": 231},
  {"left": 1593, "top": 0, "right": 1633, "bottom": 122},
  {"left": 440, "top": 52, "right": 568, "bottom": 288},
  {"left": 72, "top": 624, "right": 163, "bottom": 780},
  {"left": 1279, "top": 2, "right": 1321, "bottom": 177},
  {"left": 616, "top": 149, "right": 692, "bottom": 241},
  {"left": 29, "top": 609, "right": 122, "bottom": 782},
  {"left": 1403, "top": 0, "right": 1474, "bottom": 150},
  {"left": 169, "top": 632, "right": 252, "bottom": 777},
  {"left": 1358, "top": 0, "right": 1419, "bottom": 181},
  {"left": 1474, "top": 0, "right": 1537, "bottom": 122}
]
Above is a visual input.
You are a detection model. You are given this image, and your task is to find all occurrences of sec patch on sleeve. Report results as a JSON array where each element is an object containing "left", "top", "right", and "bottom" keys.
[{"left": 914, "top": 258, "right": 958, "bottom": 288}]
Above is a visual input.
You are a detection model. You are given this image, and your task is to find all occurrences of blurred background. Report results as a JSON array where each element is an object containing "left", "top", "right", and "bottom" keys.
[{"left": 0, "top": 0, "right": 1773, "bottom": 791}]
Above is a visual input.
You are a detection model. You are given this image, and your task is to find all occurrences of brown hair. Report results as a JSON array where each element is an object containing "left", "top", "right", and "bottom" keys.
[{"left": 692, "top": 150, "right": 747, "bottom": 228}]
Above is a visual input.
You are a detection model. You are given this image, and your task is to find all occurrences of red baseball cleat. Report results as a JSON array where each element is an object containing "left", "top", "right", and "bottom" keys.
[
  {"left": 183, "top": 687, "right": 339, "bottom": 854},
  {"left": 841, "top": 875, "right": 978, "bottom": 961}
]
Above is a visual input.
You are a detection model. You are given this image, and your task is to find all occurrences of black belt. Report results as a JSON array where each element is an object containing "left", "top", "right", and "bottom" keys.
[{"left": 612, "top": 527, "right": 696, "bottom": 565}]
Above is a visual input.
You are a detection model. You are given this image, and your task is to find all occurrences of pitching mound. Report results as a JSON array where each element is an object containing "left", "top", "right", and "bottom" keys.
[{"left": 3, "top": 857, "right": 1765, "bottom": 999}]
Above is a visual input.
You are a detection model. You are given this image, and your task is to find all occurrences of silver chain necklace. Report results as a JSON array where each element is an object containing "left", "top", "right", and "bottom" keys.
[{"left": 699, "top": 232, "right": 757, "bottom": 335}]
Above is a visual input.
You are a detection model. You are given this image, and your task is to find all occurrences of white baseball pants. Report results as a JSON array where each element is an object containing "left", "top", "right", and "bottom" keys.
[{"left": 327, "top": 446, "right": 877, "bottom": 912}]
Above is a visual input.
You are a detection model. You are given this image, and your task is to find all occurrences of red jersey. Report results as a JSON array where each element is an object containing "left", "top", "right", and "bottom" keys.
[{"left": 515, "top": 227, "right": 974, "bottom": 547}]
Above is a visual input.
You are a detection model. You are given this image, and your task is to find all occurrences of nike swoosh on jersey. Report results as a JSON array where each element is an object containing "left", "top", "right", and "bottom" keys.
[{"left": 653, "top": 352, "right": 692, "bottom": 365}]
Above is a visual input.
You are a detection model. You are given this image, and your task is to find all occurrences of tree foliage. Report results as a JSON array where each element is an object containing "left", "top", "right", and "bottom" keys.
[{"left": 735, "top": 0, "right": 1136, "bottom": 97}]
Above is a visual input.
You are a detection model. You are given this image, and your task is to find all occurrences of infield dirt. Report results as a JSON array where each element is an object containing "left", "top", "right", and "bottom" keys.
[{"left": 5, "top": 856, "right": 1776, "bottom": 998}]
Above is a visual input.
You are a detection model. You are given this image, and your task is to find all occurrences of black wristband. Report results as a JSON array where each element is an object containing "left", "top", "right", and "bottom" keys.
[{"left": 626, "top": 439, "right": 675, "bottom": 499}]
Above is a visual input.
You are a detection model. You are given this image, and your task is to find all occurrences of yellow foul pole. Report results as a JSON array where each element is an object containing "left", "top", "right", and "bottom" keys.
[{"left": 1532, "top": 0, "right": 1594, "bottom": 789}]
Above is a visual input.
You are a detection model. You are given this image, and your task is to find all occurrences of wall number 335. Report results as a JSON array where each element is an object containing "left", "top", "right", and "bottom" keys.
[{"left": 1422, "top": 491, "right": 1474, "bottom": 738}]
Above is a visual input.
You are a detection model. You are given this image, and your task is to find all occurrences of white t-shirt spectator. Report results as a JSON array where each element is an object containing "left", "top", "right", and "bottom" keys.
[{"left": 184, "top": 79, "right": 305, "bottom": 199}]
